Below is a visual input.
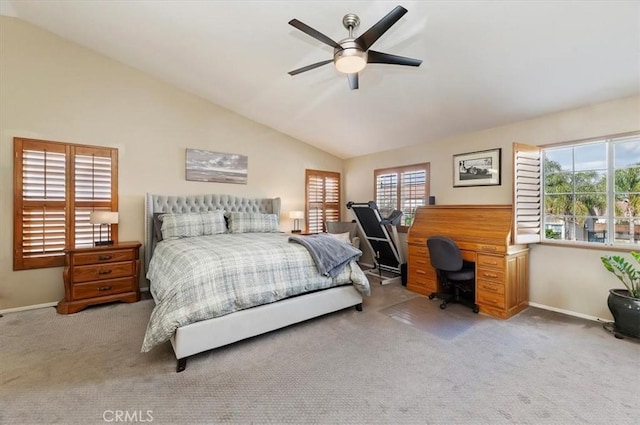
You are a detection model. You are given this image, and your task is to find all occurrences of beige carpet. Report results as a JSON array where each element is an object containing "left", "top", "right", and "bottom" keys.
[{"left": 1, "top": 281, "right": 639, "bottom": 425}]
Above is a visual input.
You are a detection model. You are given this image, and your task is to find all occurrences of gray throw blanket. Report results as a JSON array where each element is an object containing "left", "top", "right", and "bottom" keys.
[{"left": 289, "top": 233, "right": 362, "bottom": 277}]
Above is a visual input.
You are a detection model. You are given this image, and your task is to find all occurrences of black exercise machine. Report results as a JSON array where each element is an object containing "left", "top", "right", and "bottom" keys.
[{"left": 346, "top": 201, "right": 405, "bottom": 284}]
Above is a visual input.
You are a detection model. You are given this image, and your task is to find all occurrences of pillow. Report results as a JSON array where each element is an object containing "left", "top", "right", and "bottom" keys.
[
  {"left": 160, "top": 211, "right": 227, "bottom": 240},
  {"left": 327, "top": 231, "right": 352, "bottom": 245},
  {"left": 227, "top": 212, "right": 279, "bottom": 234}
]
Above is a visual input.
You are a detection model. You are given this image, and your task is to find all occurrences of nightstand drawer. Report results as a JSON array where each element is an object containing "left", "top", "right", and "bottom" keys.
[
  {"left": 73, "top": 261, "right": 134, "bottom": 283},
  {"left": 72, "top": 277, "right": 135, "bottom": 300},
  {"left": 73, "top": 249, "right": 135, "bottom": 266}
]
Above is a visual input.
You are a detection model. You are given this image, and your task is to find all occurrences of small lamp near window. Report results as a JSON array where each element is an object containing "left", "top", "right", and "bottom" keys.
[
  {"left": 89, "top": 211, "right": 119, "bottom": 246},
  {"left": 289, "top": 211, "right": 304, "bottom": 233}
]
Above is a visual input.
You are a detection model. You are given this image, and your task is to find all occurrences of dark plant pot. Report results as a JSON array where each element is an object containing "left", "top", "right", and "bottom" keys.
[{"left": 607, "top": 289, "right": 640, "bottom": 338}]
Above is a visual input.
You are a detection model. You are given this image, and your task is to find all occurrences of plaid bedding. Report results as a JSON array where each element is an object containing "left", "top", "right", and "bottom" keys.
[{"left": 141, "top": 233, "right": 370, "bottom": 352}]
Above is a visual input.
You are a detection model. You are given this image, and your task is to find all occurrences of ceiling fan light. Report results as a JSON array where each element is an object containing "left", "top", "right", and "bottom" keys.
[{"left": 334, "top": 47, "right": 367, "bottom": 74}]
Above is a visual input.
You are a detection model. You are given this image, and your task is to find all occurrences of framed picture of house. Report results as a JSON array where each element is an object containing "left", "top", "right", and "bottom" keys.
[
  {"left": 453, "top": 148, "right": 501, "bottom": 187},
  {"left": 185, "top": 149, "right": 248, "bottom": 184}
]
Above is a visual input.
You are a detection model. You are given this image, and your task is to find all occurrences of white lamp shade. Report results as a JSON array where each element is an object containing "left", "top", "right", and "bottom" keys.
[
  {"left": 89, "top": 211, "right": 119, "bottom": 225},
  {"left": 289, "top": 211, "right": 304, "bottom": 219}
]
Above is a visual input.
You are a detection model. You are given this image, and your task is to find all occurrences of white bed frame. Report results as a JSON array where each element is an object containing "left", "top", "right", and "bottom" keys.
[{"left": 145, "top": 193, "right": 363, "bottom": 372}]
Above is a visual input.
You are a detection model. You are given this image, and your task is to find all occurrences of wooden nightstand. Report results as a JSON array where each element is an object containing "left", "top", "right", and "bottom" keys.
[{"left": 57, "top": 241, "right": 142, "bottom": 314}]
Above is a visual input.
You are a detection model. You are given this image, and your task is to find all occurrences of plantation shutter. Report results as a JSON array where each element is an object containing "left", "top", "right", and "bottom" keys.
[
  {"left": 73, "top": 146, "right": 117, "bottom": 247},
  {"left": 513, "top": 143, "right": 541, "bottom": 244},
  {"left": 16, "top": 139, "right": 68, "bottom": 269},
  {"left": 14, "top": 138, "right": 118, "bottom": 270},
  {"left": 374, "top": 163, "right": 429, "bottom": 230},
  {"left": 376, "top": 173, "right": 397, "bottom": 214},
  {"left": 305, "top": 169, "right": 341, "bottom": 233},
  {"left": 400, "top": 169, "right": 427, "bottom": 227}
]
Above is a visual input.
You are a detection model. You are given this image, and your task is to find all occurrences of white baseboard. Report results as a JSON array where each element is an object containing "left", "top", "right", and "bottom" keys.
[
  {"left": 528, "top": 302, "right": 612, "bottom": 323},
  {"left": 1, "top": 287, "right": 151, "bottom": 315},
  {"left": 0, "top": 301, "right": 58, "bottom": 315}
]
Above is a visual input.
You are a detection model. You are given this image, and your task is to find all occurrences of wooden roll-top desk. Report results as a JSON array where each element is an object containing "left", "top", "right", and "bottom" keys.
[{"left": 407, "top": 205, "right": 529, "bottom": 319}]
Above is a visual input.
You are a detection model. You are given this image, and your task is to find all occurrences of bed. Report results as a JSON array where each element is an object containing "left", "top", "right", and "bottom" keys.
[{"left": 143, "top": 193, "right": 370, "bottom": 372}]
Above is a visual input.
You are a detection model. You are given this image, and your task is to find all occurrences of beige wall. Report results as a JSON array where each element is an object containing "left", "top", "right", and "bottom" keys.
[
  {"left": 344, "top": 95, "right": 640, "bottom": 320},
  {"left": 0, "top": 17, "right": 342, "bottom": 310}
]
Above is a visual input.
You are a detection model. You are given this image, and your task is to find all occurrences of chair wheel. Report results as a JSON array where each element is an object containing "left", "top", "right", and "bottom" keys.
[
  {"left": 428, "top": 294, "right": 435, "bottom": 300},
  {"left": 440, "top": 303, "right": 447, "bottom": 310},
  {"left": 473, "top": 305, "right": 480, "bottom": 314}
]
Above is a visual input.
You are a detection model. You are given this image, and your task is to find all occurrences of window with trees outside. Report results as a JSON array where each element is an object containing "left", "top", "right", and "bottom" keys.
[
  {"left": 13, "top": 137, "right": 118, "bottom": 270},
  {"left": 540, "top": 133, "right": 640, "bottom": 246},
  {"left": 374, "top": 163, "right": 430, "bottom": 232},
  {"left": 305, "top": 169, "right": 341, "bottom": 234}
]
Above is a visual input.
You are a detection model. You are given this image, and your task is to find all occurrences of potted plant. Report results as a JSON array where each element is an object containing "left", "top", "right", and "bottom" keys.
[{"left": 601, "top": 252, "right": 640, "bottom": 338}]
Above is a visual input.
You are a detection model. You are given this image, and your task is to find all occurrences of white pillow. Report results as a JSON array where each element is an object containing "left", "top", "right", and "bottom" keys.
[{"left": 328, "top": 231, "right": 352, "bottom": 245}]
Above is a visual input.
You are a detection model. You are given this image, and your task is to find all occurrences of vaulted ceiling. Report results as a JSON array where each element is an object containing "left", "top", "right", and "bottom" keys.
[{"left": 2, "top": 1, "right": 639, "bottom": 158}]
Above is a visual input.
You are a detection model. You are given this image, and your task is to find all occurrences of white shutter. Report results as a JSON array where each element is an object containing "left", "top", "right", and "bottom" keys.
[{"left": 513, "top": 143, "right": 541, "bottom": 244}]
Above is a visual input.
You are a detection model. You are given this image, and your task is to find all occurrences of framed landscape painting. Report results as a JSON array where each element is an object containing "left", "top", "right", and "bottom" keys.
[
  {"left": 453, "top": 148, "right": 501, "bottom": 187},
  {"left": 185, "top": 149, "right": 248, "bottom": 184}
]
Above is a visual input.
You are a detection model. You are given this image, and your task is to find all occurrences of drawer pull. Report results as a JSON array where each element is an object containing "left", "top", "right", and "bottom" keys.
[
  {"left": 482, "top": 285, "right": 499, "bottom": 292},
  {"left": 98, "top": 286, "right": 112, "bottom": 291},
  {"left": 98, "top": 255, "right": 112, "bottom": 261},
  {"left": 481, "top": 246, "right": 497, "bottom": 251},
  {"left": 484, "top": 260, "right": 498, "bottom": 265},
  {"left": 98, "top": 269, "right": 112, "bottom": 275},
  {"left": 482, "top": 272, "right": 498, "bottom": 278},
  {"left": 416, "top": 269, "right": 426, "bottom": 275}
]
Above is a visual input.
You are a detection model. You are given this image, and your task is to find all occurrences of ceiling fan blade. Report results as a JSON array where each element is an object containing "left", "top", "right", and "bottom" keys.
[
  {"left": 354, "top": 6, "right": 408, "bottom": 51},
  {"left": 289, "top": 19, "right": 343, "bottom": 50},
  {"left": 347, "top": 73, "right": 359, "bottom": 90},
  {"left": 288, "top": 59, "right": 334, "bottom": 76},
  {"left": 367, "top": 50, "right": 422, "bottom": 67}
]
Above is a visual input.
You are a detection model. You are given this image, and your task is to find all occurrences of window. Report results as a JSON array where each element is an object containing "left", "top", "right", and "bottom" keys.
[
  {"left": 13, "top": 138, "right": 118, "bottom": 270},
  {"left": 305, "top": 169, "right": 341, "bottom": 233},
  {"left": 513, "top": 132, "right": 640, "bottom": 247},
  {"left": 374, "top": 163, "right": 430, "bottom": 231}
]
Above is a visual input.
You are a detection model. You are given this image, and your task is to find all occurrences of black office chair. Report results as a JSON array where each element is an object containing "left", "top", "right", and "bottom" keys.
[{"left": 427, "top": 236, "right": 479, "bottom": 313}]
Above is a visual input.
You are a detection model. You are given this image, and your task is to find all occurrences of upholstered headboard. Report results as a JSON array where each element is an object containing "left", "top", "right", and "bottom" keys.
[{"left": 144, "top": 193, "right": 281, "bottom": 270}]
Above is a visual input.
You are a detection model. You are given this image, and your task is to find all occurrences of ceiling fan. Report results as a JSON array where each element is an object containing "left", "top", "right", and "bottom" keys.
[{"left": 288, "top": 5, "right": 422, "bottom": 90}]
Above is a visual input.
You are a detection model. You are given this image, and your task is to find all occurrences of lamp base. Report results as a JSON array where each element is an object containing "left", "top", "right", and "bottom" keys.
[{"left": 95, "top": 240, "right": 114, "bottom": 246}]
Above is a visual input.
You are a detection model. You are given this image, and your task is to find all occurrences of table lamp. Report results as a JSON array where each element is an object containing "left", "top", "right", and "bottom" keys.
[
  {"left": 289, "top": 211, "right": 304, "bottom": 233},
  {"left": 89, "top": 211, "right": 119, "bottom": 246}
]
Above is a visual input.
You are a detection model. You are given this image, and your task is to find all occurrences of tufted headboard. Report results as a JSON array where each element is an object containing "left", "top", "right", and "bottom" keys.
[{"left": 144, "top": 193, "right": 281, "bottom": 270}]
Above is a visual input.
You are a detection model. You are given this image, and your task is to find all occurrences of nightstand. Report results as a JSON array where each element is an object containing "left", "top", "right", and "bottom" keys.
[{"left": 57, "top": 241, "right": 142, "bottom": 314}]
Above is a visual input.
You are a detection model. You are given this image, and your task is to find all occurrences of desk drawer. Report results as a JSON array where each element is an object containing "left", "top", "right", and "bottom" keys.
[
  {"left": 477, "top": 254, "right": 504, "bottom": 270},
  {"left": 410, "top": 256, "right": 431, "bottom": 269},
  {"left": 73, "top": 249, "right": 135, "bottom": 266},
  {"left": 72, "top": 277, "right": 135, "bottom": 300},
  {"left": 477, "top": 289, "right": 506, "bottom": 308},
  {"left": 73, "top": 261, "right": 134, "bottom": 283},
  {"left": 477, "top": 268, "right": 505, "bottom": 283},
  {"left": 408, "top": 245, "right": 429, "bottom": 258},
  {"left": 407, "top": 274, "right": 437, "bottom": 294},
  {"left": 477, "top": 279, "right": 505, "bottom": 295}
]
